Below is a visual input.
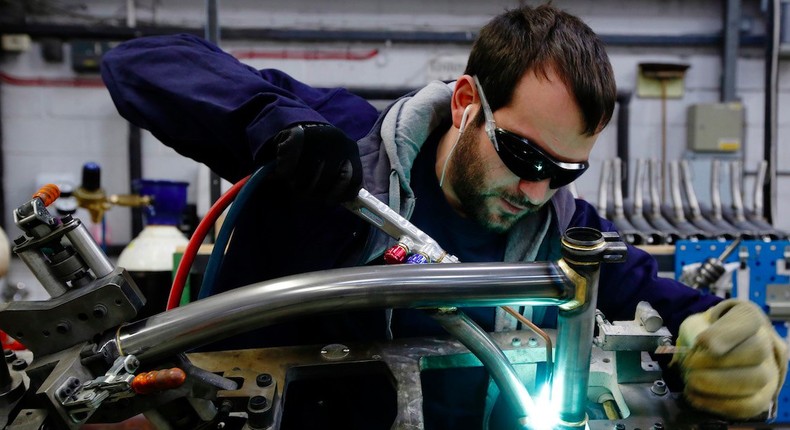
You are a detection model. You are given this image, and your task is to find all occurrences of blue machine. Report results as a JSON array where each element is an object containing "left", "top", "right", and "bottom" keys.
[{"left": 675, "top": 240, "right": 790, "bottom": 422}]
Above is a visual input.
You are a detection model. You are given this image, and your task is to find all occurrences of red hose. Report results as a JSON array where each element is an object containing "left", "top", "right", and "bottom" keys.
[{"left": 166, "top": 175, "right": 250, "bottom": 310}]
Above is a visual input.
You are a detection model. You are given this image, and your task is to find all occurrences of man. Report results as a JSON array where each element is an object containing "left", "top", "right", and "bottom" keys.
[{"left": 101, "top": 3, "right": 786, "bottom": 425}]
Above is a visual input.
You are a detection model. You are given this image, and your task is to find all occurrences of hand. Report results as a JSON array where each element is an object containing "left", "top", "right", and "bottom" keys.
[
  {"left": 264, "top": 123, "right": 362, "bottom": 204},
  {"left": 671, "top": 299, "right": 788, "bottom": 419}
]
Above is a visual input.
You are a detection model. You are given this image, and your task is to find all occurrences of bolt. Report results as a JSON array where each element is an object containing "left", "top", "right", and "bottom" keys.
[
  {"left": 11, "top": 358, "right": 27, "bottom": 371},
  {"left": 614, "top": 424, "right": 625, "bottom": 430},
  {"left": 248, "top": 395, "right": 268, "bottom": 411},
  {"left": 651, "top": 380, "right": 668, "bottom": 396},
  {"left": 5, "top": 350, "right": 17, "bottom": 363},
  {"left": 256, "top": 373, "right": 272, "bottom": 387},
  {"left": 92, "top": 305, "right": 107, "bottom": 318},
  {"left": 56, "top": 321, "right": 71, "bottom": 334},
  {"left": 653, "top": 423, "right": 664, "bottom": 430}
]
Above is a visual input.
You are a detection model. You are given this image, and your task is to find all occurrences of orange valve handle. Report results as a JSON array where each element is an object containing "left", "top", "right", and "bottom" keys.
[
  {"left": 131, "top": 368, "right": 187, "bottom": 394},
  {"left": 33, "top": 184, "right": 60, "bottom": 207}
]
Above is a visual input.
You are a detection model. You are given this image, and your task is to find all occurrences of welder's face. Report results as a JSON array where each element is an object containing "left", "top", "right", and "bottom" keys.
[{"left": 446, "top": 69, "right": 597, "bottom": 233}]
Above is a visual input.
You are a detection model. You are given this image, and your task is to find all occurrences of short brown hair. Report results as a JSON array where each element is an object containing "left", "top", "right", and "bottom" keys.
[{"left": 464, "top": 4, "right": 616, "bottom": 136}]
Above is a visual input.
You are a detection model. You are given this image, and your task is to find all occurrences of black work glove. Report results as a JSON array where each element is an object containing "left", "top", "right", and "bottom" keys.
[{"left": 262, "top": 123, "right": 363, "bottom": 205}]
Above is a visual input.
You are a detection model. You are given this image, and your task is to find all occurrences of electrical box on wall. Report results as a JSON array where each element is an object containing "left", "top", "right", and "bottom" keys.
[
  {"left": 1, "top": 34, "right": 31, "bottom": 52},
  {"left": 70, "top": 40, "right": 117, "bottom": 73},
  {"left": 687, "top": 103, "right": 743, "bottom": 152}
]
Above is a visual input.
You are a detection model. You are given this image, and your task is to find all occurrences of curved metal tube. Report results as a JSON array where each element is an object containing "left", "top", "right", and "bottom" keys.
[
  {"left": 432, "top": 309, "right": 533, "bottom": 427},
  {"left": 116, "top": 262, "right": 572, "bottom": 361}
]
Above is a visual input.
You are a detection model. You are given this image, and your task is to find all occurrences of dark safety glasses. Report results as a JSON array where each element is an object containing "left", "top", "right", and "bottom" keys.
[{"left": 473, "top": 76, "right": 589, "bottom": 189}]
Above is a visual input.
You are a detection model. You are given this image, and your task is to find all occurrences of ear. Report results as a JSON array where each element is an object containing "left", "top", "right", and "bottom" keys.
[{"left": 451, "top": 75, "right": 478, "bottom": 130}]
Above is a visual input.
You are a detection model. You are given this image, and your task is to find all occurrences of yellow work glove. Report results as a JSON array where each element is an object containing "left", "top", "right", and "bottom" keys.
[{"left": 671, "top": 299, "right": 788, "bottom": 420}]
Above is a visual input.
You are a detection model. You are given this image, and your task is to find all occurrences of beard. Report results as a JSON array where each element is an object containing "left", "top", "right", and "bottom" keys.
[{"left": 446, "top": 128, "right": 543, "bottom": 233}]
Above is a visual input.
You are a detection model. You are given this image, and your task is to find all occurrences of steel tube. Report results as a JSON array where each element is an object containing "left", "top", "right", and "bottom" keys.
[
  {"left": 63, "top": 220, "right": 114, "bottom": 278},
  {"left": 16, "top": 249, "right": 67, "bottom": 296},
  {"left": 553, "top": 264, "right": 600, "bottom": 428},
  {"left": 117, "top": 262, "right": 572, "bottom": 361},
  {"left": 432, "top": 310, "right": 533, "bottom": 426}
]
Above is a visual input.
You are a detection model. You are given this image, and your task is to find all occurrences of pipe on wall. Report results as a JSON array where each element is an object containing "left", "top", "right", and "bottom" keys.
[
  {"left": 616, "top": 91, "right": 632, "bottom": 197},
  {"left": 721, "top": 0, "right": 741, "bottom": 102},
  {"left": 0, "top": 80, "right": 5, "bottom": 230},
  {"left": 0, "top": 22, "right": 769, "bottom": 47},
  {"left": 205, "top": 0, "right": 221, "bottom": 241},
  {"left": 763, "top": 0, "right": 780, "bottom": 224},
  {"left": 128, "top": 124, "right": 143, "bottom": 238}
]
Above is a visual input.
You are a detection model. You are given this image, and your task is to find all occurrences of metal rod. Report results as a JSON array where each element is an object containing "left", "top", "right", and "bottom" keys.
[
  {"left": 553, "top": 266, "right": 600, "bottom": 428},
  {"left": 763, "top": 0, "right": 780, "bottom": 224},
  {"left": 597, "top": 159, "right": 611, "bottom": 215},
  {"left": 503, "top": 306, "right": 553, "bottom": 378},
  {"left": 754, "top": 160, "right": 767, "bottom": 218},
  {"left": 669, "top": 160, "right": 686, "bottom": 221},
  {"left": 432, "top": 309, "right": 533, "bottom": 426},
  {"left": 16, "top": 249, "right": 67, "bottom": 297},
  {"left": 722, "top": 0, "right": 742, "bottom": 102},
  {"left": 612, "top": 158, "right": 626, "bottom": 218},
  {"left": 711, "top": 159, "right": 723, "bottom": 220},
  {"left": 730, "top": 160, "right": 746, "bottom": 221},
  {"left": 633, "top": 159, "right": 646, "bottom": 214},
  {"left": 63, "top": 220, "right": 114, "bottom": 278},
  {"left": 128, "top": 123, "right": 143, "bottom": 238},
  {"left": 650, "top": 159, "right": 664, "bottom": 219},
  {"left": 0, "top": 22, "right": 769, "bottom": 46},
  {"left": 117, "top": 263, "right": 573, "bottom": 361},
  {"left": 616, "top": 92, "right": 632, "bottom": 196},
  {"left": 205, "top": 0, "right": 222, "bottom": 241},
  {"left": 660, "top": 81, "right": 668, "bottom": 200}
]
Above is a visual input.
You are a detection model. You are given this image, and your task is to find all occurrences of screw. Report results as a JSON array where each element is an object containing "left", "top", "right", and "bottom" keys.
[
  {"left": 653, "top": 423, "right": 664, "bottom": 430},
  {"left": 11, "top": 358, "right": 27, "bottom": 371},
  {"left": 5, "top": 350, "right": 17, "bottom": 363},
  {"left": 614, "top": 424, "right": 625, "bottom": 430},
  {"left": 92, "top": 305, "right": 107, "bottom": 318},
  {"left": 511, "top": 337, "right": 522, "bottom": 347},
  {"left": 527, "top": 337, "right": 538, "bottom": 347},
  {"left": 256, "top": 373, "right": 272, "bottom": 387}
]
